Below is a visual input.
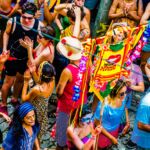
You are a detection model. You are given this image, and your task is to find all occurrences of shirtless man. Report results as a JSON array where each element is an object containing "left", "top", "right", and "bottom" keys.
[{"left": 108, "top": 0, "right": 143, "bottom": 27}]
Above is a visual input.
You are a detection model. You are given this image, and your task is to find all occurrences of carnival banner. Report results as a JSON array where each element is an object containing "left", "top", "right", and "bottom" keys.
[{"left": 90, "top": 25, "right": 145, "bottom": 101}]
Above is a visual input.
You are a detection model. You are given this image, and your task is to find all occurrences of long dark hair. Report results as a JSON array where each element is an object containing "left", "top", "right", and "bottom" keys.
[
  {"left": 9, "top": 105, "right": 39, "bottom": 138},
  {"left": 39, "top": 61, "right": 56, "bottom": 83},
  {"left": 110, "top": 79, "right": 126, "bottom": 99},
  {"left": 67, "top": 6, "right": 85, "bottom": 22}
]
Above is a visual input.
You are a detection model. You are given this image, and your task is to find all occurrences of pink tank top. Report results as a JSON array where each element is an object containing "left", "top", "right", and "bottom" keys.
[{"left": 58, "top": 64, "right": 87, "bottom": 114}]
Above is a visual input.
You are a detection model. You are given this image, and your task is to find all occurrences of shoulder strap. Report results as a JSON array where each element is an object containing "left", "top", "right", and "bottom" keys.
[{"left": 10, "top": 17, "right": 14, "bottom": 34}]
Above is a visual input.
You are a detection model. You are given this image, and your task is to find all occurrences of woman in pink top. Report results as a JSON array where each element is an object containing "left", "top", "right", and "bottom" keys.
[{"left": 55, "top": 37, "right": 89, "bottom": 150}]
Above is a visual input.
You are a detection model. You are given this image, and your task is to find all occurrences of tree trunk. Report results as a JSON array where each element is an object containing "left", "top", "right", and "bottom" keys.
[{"left": 92, "top": 0, "right": 112, "bottom": 37}]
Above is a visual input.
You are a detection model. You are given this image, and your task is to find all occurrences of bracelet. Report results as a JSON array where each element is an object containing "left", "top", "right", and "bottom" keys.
[
  {"left": 91, "top": 136, "right": 96, "bottom": 140},
  {"left": 24, "top": 81, "right": 29, "bottom": 84},
  {"left": 60, "top": 29, "right": 64, "bottom": 31}
]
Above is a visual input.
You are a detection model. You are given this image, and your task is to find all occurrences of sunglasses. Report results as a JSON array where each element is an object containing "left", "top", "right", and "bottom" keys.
[
  {"left": 118, "top": 91, "right": 127, "bottom": 97},
  {"left": 22, "top": 15, "right": 33, "bottom": 20}
]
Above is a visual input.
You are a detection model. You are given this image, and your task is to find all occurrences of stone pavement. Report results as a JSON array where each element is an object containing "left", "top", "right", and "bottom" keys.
[{"left": 0, "top": 92, "right": 144, "bottom": 150}]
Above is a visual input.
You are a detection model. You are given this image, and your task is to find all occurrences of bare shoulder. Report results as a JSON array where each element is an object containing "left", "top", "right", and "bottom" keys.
[
  {"left": 84, "top": 6, "right": 90, "bottom": 14},
  {"left": 113, "top": 0, "right": 120, "bottom": 5},
  {"left": 31, "top": 85, "right": 41, "bottom": 93},
  {"left": 62, "top": 67, "right": 72, "bottom": 75},
  {"left": 143, "top": 2, "right": 150, "bottom": 15}
]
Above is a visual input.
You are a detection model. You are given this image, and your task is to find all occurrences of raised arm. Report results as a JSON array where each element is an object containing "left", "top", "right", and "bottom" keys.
[
  {"left": 84, "top": 8, "right": 91, "bottom": 25},
  {"left": 137, "top": 0, "right": 144, "bottom": 18},
  {"left": 140, "top": 3, "right": 150, "bottom": 25},
  {"left": 44, "top": 1, "right": 56, "bottom": 24},
  {"left": 54, "top": 3, "right": 72, "bottom": 16},
  {"left": 19, "top": 36, "right": 34, "bottom": 63},
  {"left": 55, "top": 14, "right": 64, "bottom": 32},
  {"left": 8, "top": 3, "right": 21, "bottom": 18},
  {"left": 22, "top": 70, "right": 37, "bottom": 101},
  {"left": 108, "top": 0, "right": 124, "bottom": 19},
  {"left": 67, "top": 125, "right": 102, "bottom": 150},
  {"left": 73, "top": 6, "right": 81, "bottom": 37}
]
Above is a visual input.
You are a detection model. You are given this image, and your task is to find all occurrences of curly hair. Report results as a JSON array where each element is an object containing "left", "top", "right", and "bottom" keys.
[{"left": 22, "top": 2, "right": 37, "bottom": 15}]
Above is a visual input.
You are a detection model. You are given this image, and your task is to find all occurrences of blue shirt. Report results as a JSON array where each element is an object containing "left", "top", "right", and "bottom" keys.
[
  {"left": 93, "top": 100, "right": 126, "bottom": 132},
  {"left": 131, "top": 92, "right": 150, "bottom": 149},
  {"left": 2, "top": 125, "right": 40, "bottom": 150}
]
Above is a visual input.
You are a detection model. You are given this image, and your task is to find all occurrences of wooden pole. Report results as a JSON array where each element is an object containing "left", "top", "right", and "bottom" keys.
[{"left": 94, "top": 97, "right": 107, "bottom": 150}]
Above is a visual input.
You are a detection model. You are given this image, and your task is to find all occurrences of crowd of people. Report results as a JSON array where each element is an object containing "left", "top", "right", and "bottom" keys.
[{"left": 0, "top": 0, "right": 150, "bottom": 150}]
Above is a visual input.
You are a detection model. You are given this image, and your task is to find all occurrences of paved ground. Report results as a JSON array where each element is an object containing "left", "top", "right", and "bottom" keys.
[{"left": 0, "top": 92, "right": 144, "bottom": 150}]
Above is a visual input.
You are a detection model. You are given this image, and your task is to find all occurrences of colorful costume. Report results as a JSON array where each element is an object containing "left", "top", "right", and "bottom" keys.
[
  {"left": 93, "top": 99, "right": 126, "bottom": 148},
  {"left": 90, "top": 26, "right": 145, "bottom": 100},
  {"left": 5, "top": 16, "right": 39, "bottom": 76},
  {"left": 67, "top": 133, "right": 92, "bottom": 150},
  {"left": 31, "top": 96, "right": 49, "bottom": 140},
  {"left": 56, "top": 64, "right": 88, "bottom": 147},
  {"left": 2, "top": 102, "right": 40, "bottom": 150}
]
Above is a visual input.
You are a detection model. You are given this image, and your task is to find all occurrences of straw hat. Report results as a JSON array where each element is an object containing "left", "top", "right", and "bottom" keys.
[{"left": 57, "top": 36, "right": 83, "bottom": 60}]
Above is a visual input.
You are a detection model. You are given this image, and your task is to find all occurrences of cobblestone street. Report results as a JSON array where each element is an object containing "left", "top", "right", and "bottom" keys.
[{"left": 0, "top": 92, "right": 144, "bottom": 150}]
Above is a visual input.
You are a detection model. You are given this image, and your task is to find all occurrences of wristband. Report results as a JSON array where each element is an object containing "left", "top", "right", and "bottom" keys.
[{"left": 91, "top": 135, "right": 96, "bottom": 140}]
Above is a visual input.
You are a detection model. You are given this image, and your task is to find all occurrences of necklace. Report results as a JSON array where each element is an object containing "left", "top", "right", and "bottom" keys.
[{"left": 109, "top": 41, "right": 124, "bottom": 51}]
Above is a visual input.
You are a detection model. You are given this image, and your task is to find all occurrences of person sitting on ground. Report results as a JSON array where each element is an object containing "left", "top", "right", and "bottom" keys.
[
  {"left": 2, "top": 102, "right": 40, "bottom": 150},
  {"left": 22, "top": 61, "right": 55, "bottom": 140}
]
